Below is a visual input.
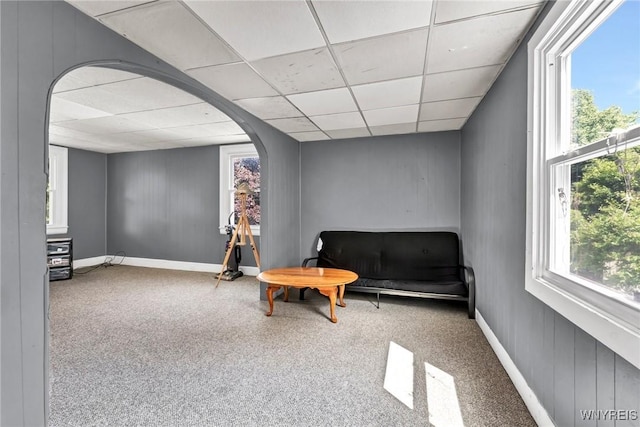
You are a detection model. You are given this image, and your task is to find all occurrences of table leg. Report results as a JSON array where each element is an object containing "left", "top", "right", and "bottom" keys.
[
  {"left": 338, "top": 284, "right": 346, "bottom": 307},
  {"left": 266, "top": 284, "right": 280, "bottom": 317},
  {"left": 283, "top": 285, "right": 289, "bottom": 302},
  {"left": 318, "top": 287, "right": 338, "bottom": 323}
]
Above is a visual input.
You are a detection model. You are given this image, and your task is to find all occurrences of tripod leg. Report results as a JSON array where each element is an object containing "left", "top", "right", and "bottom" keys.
[
  {"left": 216, "top": 223, "right": 241, "bottom": 287},
  {"left": 243, "top": 216, "right": 261, "bottom": 268}
]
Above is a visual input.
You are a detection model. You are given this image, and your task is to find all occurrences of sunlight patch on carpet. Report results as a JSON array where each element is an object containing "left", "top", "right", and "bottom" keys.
[
  {"left": 425, "top": 362, "right": 464, "bottom": 427},
  {"left": 383, "top": 341, "right": 414, "bottom": 409}
]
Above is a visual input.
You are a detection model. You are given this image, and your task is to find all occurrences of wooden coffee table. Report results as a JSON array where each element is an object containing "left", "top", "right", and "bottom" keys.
[{"left": 257, "top": 267, "right": 358, "bottom": 323}]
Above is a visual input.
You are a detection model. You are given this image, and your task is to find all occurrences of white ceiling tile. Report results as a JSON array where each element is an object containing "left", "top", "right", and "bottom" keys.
[
  {"left": 266, "top": 117, "right": 319, "bottom": 133},
  {"left": 101, "top": 2, "right": 239, "bottom": 70},
  {"left": 325, "top": 127, "right": 372, "bottom": 139},
  {"left": 352, "top": 76, "right": 423, "bottom": 111},
  {"left": 235, "top": 97, "right": 302, "bottom": 120},
  {"left": 51, "top": 137, "right": 109, "bottom": 153},
  {"left": 52, "top": 139, "right": 96, "bottom": 151},
  {"left": 310, "top": 112, "right": 367, "bottom": 131},
  {"left": 126, "top": 128, "right": 190, "bottom": 143},
  {"left": 423, "top": 65, "right": 501, "bottom": 102},
  {"left": 370, "top": 123, "right": 418, "bottom": 136},
  {"left": 435, "top": 1, "right": 542, "bottom": 24},
  {"left": 289, "top": 131, "right": 331, "bottom": 142},
  {"left": 54, "top": 115, "right": 155, "bottom": 134},
  {"left": 49, "top": 124, "right": 96, "bottom": 141},
  {"left": 198, "top": 121, "right": 246, "bottom": 137},
  {"left": 419, "top": 97, "right": 481, "bottom": 121},
  {"left": 287, "top": 88, "right": 357, "bottom": 117},
  {"left": 106, "top": 143, "right": 147, "bottom": 152},
  {"left": 251, "top": 48, "right": 345, "bottom": 94},
  {"left": 171, "top": 135, "right": 251, "bottom": 146},
  {"left": 363, "top": 104, "right": 419, "bottom": 127},
  {"left": 312, "top": 0, "right": 432, "bottom": 43},
  {"left": 53, "top": 73, "right": 93, "bottom": 94},
  {"left": 120, "top": 103, "right": 232, "bottom": 129},
  {"left": 65, "top": 1, "right": 155, "bottom": 17},
  {"left": 184, "top": 0, "right": 325, "bottom": 61},
  {"left": 100, "top": 131, "right": 161, "bottom": 145},
  {"left": 418, "top": 118, "right": 467, "bottom": 132},
  {"left": 427, "top": 7, "right": 541, "bottom": 73},
  {"left": 55, "top": 78, "right": 200, "bottom": 115},
  {"left": 137, "top": 141, "right": 186, "bottom": 151},
  {"left": 187, "top": 63, "right": 278, "bottom": 100},
  {"left": 49, "top": 97, "right": 112, "bottom": 123},
  {"left": 105, "top": 78, "right": 202, "bottom": 110},
  {"left": 48, "top": 134, "right": 89, "bottom": 148},
  {"left": 53, "top": 66, "right": 141, "bottom": 93},
  {"left": 334, "top": 28, "right": 428, "bottom": 85},
  {"left": 54, "top": 86, "right": 134, "bottom": 115},
  {"left": 134, "top": 122, "right": 244, "bottom": 141},
  {"left": 196, "top": 135, "right": 251, "bottom": 145}
]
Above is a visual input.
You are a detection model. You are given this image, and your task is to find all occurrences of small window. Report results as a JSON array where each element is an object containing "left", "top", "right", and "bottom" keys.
[
  {"left": 47, "top": 145, "right": 68, "bottom": 235},
  {"left": 219, "top": 144, "right": 260, "bottom": 235},
  {"left": 527, "top": 0, "right": 640, "bottom": 368}
]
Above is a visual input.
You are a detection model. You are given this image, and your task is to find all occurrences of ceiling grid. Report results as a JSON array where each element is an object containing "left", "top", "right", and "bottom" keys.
[{"left": 53, "top": 0, "right": 545, "bottom": 153}]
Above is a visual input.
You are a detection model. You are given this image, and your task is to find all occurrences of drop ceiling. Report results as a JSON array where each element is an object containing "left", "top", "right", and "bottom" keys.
[{"left": 58, "top": 0, "right": 545, "bottom": 152}]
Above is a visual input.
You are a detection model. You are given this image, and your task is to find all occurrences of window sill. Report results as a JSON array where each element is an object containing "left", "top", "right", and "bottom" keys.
[{"left": 46, "top": 226, "right": 68, "bottom": 235}]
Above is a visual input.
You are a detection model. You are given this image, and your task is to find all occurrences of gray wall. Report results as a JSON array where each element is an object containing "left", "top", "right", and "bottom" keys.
[
  {"left": 300, "top": 132, "right": 460, "bottom": 257},
  {"left": 59, "top": 147, "right": 107, "bottom": 259},
  {"left": 0, "top": 1, "right": 299, "bottom": 425},
  {"left": 460, "top": 5, "right": 640, "bottom": 426},
  {"left": 107, "top": 145, "right": 258, "bottom": 267}
]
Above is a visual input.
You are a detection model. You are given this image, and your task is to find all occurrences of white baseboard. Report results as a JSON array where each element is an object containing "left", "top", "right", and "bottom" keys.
[
  {"left": 475, "top": 309, "right": 555, "bottom": 427},
  {"left": 73, "top": 255, "right": 259, "bottom": 276},
  {"left": 73, "top": 256, "right": 107, "bottom": 270}
]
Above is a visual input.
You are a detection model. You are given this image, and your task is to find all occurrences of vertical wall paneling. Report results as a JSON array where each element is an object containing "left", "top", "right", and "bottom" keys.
[
  {"left": 596, "top": 343, "right": 616, "bottom": 427},
  {"left": 528, "top": 297, "right": 546, "bottom": 414},
  {"left": 574, "top": 328, "right": 597, "bottom": 427},
  {"left": 0, "top": 2, "right": 23, "bottom": 424},
  {"left": 460, "top": 1, "right": 640, "bottom": 425},
  {"left": 61, "top": 148, "right": 107, "bottom": 259},
  {"left": 614, "top": 356, "right": 640, "bottom": 427},
  {"left": 300, "top": 132, "right": 461, "bottom": 258},
  {"left": 105, "top": 146, "right": 257, "bottom": 266},
  {"left": 554, "top": 314, "right": 576, "bottom": 427},
  {"left": 17, "top": 2, "right": 53, "bottom": 424},
  {"left": 541, "top": 305, "right": 556, "bottom": 419},
  {"left": 256, "top": 128, "right": 300, "bottom": 299},
  {"left": 0, "top": 1, "right": 300, "bottom": 423}
]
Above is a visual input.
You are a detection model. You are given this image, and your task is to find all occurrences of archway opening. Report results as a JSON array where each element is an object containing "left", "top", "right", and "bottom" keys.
[{"left": 46, "top": 64, "right": 265, "bottom": 423}]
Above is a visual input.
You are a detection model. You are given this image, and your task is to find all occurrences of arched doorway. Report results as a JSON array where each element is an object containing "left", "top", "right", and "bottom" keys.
[
  {"left": 46, "top": 63, "right": 265, "bottom": 423},
  {"left": 2, "top": 5, "right": 301, "bottom": 424},
  {"left": 47, "top": 64, "right": 263, "bottom": 270}
]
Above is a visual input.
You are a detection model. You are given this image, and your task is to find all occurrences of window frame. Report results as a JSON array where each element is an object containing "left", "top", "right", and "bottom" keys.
[
  {"left": 219, "top": 143, "right": 260, "bottom": 236},
  {"left": 47, "top": 145, "right": 69, "bottom": 235},
  {"left": 526, "top": 0, "right": 640, "bottom": 369}
]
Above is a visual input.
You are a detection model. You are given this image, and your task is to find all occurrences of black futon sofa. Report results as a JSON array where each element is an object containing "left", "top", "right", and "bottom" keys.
[{"left": 302, "top": 231, "right": 475, "bottom": 318}]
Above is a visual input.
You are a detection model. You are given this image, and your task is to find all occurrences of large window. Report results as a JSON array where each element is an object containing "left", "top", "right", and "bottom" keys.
[
  {"left": 47, "top": 145, "right": 69, "bottom": 235},
  {"left": 527, "top": 0, "right": 639, "bottom": 368},
  {"left": 219, "top": 144, "right": 260, "bottom": 235}
]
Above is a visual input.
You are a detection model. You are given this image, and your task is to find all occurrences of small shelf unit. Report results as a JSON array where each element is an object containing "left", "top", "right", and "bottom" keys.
[{"left": 47, "top": 237, "right": 73, "bottom": 281}]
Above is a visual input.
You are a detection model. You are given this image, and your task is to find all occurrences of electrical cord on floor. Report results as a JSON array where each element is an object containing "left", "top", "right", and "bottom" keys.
[
  {"left": 104, "top": 251, "right": 126, "bottom": 266},
  {"left": 74, "top": 251, "right": 127, "bottom": 275}
]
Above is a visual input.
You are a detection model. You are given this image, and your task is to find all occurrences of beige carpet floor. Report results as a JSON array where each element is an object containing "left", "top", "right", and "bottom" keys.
[{"left": 48, "top": 265, "right": 536, "bottom": 427}]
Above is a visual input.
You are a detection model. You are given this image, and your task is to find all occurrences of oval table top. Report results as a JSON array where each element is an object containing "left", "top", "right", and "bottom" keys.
[{"left": 256, "top": 267, "right": 358, "bottom": 288}]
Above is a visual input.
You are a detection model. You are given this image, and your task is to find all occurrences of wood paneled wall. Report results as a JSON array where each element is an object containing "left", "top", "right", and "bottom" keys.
[{"left": 460, "top": 10, "right": 640, "bottom": 426}]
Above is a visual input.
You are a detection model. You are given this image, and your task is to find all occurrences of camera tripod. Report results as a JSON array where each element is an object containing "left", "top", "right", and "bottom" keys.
[{"left": 215, "top": 184, "right": 260, "bottom": 287}]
